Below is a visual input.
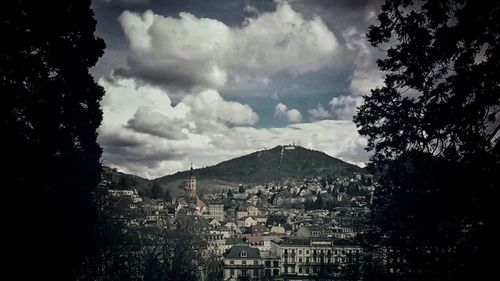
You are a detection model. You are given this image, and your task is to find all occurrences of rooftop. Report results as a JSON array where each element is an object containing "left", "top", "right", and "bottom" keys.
[
  {"left": 224, "top": 244, "right": 261, "bottom": 259},
  {"left": 278, "top": 237, "right": 360, "bottom": 247}
]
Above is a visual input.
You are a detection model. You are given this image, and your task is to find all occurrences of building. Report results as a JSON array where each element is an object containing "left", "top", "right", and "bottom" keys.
[
  {"left": 185, "top": 165, "right": 197, "bottom": 197},
  {"left": 208, "top": 204, "right": 225, "bottom": 221},
  {"left": 271, "top": 238, "right": 362, "bottom": 278},
  {"left": 295, "top": 225, "right": 325, "bottom": 237},
  {"left": 269, "top": 225, "right": 286, "bottom": 236},
  {"left": 205, "top": 233, "right": 226, "bottom": 256},
  {"left": 262, "top": 252, "right": 281, "bottom": 279},
  {"left": 238, "top": 216, "right": 258, "bottom": 228},
  {"left": 223, "top": 245, "right": 264, "bottom": 280},
  {"left": 176, "top": 165, "right": 206, "bottom": 214}
]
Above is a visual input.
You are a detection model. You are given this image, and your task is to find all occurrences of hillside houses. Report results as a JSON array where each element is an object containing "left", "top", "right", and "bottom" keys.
[{"left": 99, "top": 169, "right": 373, "bottom": 280}]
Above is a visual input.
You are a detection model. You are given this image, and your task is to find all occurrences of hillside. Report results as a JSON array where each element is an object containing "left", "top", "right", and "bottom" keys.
[
  {"left": 103, "top": 145, "right": 365, "bottom": 198},
  {"left": 102, "top": 166, "right": 153, "bottom": 195},
  {"left": 156, "top": 145, "right": 365, "bottom": 187}
]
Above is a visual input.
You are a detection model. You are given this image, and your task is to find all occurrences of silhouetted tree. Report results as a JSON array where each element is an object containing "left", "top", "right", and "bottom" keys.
[
  {"left": 151, "top": 181, "right": 163, "bottom": 199},
  {"left": 355, "top": 0, "right": 500, "bottom": 280},
  {"left": 227, "top": 189, "right": 234, "bottom": 198},
  {"left": 165, "top": 190, "right": 173, "bottom": 202},
  {"left": 1, "top": 0, "right": 105, "bottom": 280}
]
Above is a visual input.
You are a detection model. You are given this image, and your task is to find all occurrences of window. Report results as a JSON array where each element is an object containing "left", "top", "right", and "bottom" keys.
[
  {"left": 242, "top": 260, "right": 246, "bottom": 265},
  {"left": 241, "top": 269, "right": 247, "bottom": 276},
  {"left": 306, "top": 250, "right": 309, "bottom": 254},
  {"left": 265, "top": 261, "right": 271, "bottom": 267},
  {"left": 273, "top": 261, "right": 279, "bottom": 267},
  {"left": 240, "top": 251, "right": 247, "bottom": 257},
  {"left": 254, "top": 260, "right": 258, "bottom": 265},
  {"left": 299, "top": 257, "right": 302, "bottom": 263},
  {"left": 230, "top": 269, "right": 234, "bottom": 276},
  {"left": 230, "top": 260, "right": 234, "bottom": 265},
  {"left": 299, "top": 250, "right": 302, "bottom": 254},
  {"left": 299, "top": 268, "right": 303, "bottom": 273}
]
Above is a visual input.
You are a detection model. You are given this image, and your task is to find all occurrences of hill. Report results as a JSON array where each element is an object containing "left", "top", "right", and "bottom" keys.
[
  {"left": 102, "top": 166, "right": 153, "bottom": 195},
  {"left": 155, "top": 145, "right": 365, "bottom": 190},
  {"left": 103, "top": 145, "right": 365, "bottom": 198}
]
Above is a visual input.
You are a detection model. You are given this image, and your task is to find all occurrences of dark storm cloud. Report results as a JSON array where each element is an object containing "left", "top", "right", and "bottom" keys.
[
  {"left": 103, "top": 144, "right": 186, "bottom": 162},
  {"left": 124, "top": 107, "right": 189, "bottom": 140},
  {"left": 98, "top": 130, "right": 142, "bottom": 147},
  {"left": 113, "top": 65, "right": 202, "bottom": 93}
]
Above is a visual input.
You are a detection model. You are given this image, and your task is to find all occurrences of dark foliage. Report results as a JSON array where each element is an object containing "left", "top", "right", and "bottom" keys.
[
  {"left": 1, "top": 1, "right": 105, "bottom": 280},
  {"left": 157, "top": 145, "right": 365, "bottom": 185},
  {"left": 151, "top": 181, "right": 164, "bottom": 199},
  {"left": 355, "top": 0, "right": 500, "bottom": 280}
]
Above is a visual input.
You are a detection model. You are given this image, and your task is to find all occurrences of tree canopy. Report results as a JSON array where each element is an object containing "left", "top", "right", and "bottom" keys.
[
  {"left": 1, "top": 0, "right": 105, "bottom": 279},
  {"left": 356, "top": 0, "right": 500, "bottom": 163},
  {"left": 354, "top": 0, "right": 500, "bottom": 280}
]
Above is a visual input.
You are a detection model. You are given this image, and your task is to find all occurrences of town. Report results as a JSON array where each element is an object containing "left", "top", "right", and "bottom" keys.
[{"left": 96, "top": 158, "right": 374, "bottom": 281}]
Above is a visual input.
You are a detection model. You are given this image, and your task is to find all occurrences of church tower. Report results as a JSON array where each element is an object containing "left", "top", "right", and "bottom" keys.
[{"left": 185, "top": 164, "right": 197, "bottom": 198}]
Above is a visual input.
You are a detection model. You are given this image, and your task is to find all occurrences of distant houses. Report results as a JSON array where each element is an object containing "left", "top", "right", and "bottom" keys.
[{"left": 101, "top": 166, "right": 373, "bottom": 281}]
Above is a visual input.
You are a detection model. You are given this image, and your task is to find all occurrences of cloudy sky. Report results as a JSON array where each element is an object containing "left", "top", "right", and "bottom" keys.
[{"left": 91, "top": 0, "right": 384, "bottom": 178}]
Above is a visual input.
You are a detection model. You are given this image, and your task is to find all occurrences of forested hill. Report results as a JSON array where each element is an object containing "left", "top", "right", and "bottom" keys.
[
  {"left": 103, "top": 145, "right": 365, "bottom": 197},
  {"left": 156, "top": 145, "right": 365, "bottom": 185}
]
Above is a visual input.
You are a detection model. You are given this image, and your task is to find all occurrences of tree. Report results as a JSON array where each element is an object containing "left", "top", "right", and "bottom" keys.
[
  {"left": 165, "top": 190, "right": 173, "bottom": 202},
  {"left": 151, "top": 181, "right": 164, "bottom": 199},
  {"left": 354, "top": 0, "right": 500, "bottom": 280},
  {"left": 227, "top": 189, "right": 234, "bottom": 198},
  {"left": 1, "top": 1, "right": 105, "bottom": 280}
]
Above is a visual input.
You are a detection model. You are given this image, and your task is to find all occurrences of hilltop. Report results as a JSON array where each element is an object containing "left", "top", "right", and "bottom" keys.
[
  {"left": 155, "top": 145, "right": 365, "bottom": 191},
  {"left": 104, "top": 145, "right": 365, "bottom": 198}
]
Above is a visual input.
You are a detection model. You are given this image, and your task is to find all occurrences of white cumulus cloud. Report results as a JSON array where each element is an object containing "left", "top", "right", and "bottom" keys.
[
  {"left": 343, "top": 27, "right": 384, "bottom": 96},
  {"left": 115, "top": 2, "right": 339, "bottom": 91},
  {"left": 98, "top": 78, "right": 368, "bottom": 177},
  {"left": 98, "top": 78, "right": 259, "bottom": 177},
  {"left": 275, "top": 103, "right": 303, "bottom": 123},
  {"left": 329, "top": 95, "right": 363, "bottom": 120},
  {"left": 308, "top": 104, "right": 332, "bottom": 120}
]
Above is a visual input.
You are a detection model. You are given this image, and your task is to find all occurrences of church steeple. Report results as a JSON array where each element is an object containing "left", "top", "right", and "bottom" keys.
[
  {"left": 189, "top": 163, "right": 194, "bottom": 178},
  {"left": 186, "top": 163, "right": 197, "bottom": 196}
]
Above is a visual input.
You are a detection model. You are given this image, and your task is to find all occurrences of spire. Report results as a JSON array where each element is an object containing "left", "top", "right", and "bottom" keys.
[{"left": 189, "top": 163, "right": 194, "bottom": 177}]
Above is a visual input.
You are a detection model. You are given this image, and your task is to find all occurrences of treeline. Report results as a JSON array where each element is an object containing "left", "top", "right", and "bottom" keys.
[
  {"left": 79, "top": 196, "right": 221, "bottom": 281},
  {"left": 354, "top": 0, "right": 500, "bottom": 280},
  {"left": 2, "top": 1, "right": 105, "bottom": 280}
]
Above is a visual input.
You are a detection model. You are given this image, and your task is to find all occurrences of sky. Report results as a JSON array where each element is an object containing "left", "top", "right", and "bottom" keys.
[{"left": 91, "top": 0, "right": 385, "bottom": 178}]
